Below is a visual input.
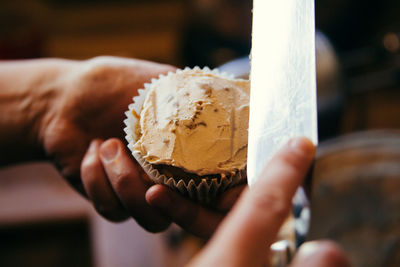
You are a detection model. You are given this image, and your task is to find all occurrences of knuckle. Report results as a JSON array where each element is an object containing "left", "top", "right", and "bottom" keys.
[
  {"left": 279, "top": 151, "right": 305, "bottom": 172},
  {"left": 111, "top": 169, "right": 132, "bottom": 193},
  {"left": 252, "top": 189, "right": 290, "bottom": 220},
  {"left": 90, "top": 56, "right": 113, "bottom": 63},
  {"left": 81, "top": 58, "right": 115, "bottom": 84}
]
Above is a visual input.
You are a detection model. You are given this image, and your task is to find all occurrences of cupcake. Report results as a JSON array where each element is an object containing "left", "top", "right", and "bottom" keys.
[{"left": 124, "top": 67, "right": 249, "bottom": 203}]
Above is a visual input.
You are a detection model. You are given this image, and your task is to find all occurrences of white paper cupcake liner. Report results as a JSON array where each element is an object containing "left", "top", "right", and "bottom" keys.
[{"left": 124, "top": 67, "right": 246, "bottom": 203}]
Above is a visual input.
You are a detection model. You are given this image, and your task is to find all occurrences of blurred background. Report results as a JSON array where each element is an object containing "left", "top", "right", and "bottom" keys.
[{"left": 0, "top": 0, "right": 399, "bottom": 266}]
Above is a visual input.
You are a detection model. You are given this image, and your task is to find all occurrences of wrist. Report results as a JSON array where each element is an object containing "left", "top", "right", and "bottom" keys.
[
  {"left": 35, "top": 59, "right": 84, "bottom": 152},
  {"left": 0, "top": 59, "right": 79, "bottom": 163}
]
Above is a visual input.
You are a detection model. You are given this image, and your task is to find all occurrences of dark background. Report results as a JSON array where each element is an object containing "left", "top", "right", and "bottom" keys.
[{"left": 0, "top": 1, "right": 399, "bottom": 266}]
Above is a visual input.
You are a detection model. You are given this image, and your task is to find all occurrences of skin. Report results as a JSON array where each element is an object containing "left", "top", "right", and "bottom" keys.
[
  {"left": 187, "top": 137, "right": 350, "bottom": 267},
  {"left": 81, "top": 135, "right": 350, "bottom": 266},
  {"left": 81, "top": 137, "right": 245, "bottom": 234},
  {"left": 0, "top": 56, "right": 245, "bottom": 234},
  {"left": 0, "top": 57, "right": 349, "bottom": 266},
  {"left": 0, "top": 56, "right": 174, "bottom": 173}
]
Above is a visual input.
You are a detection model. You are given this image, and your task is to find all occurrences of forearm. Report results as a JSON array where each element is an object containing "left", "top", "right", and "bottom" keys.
[{"left": 0, "top": 58, "right": 78, "bottom": 164}]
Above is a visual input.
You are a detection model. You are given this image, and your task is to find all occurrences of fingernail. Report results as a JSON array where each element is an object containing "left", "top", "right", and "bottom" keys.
[
  {"left": 296, "top": 241, "right": 320, "bottom": 259},
  {"left": 146, "top": 185, "right": 171, "bottom": 209},
  {"left": 100, "top": 140, "right": 120, "bottom": 162},
  {"left": 289, "top": 137, "right": 315, "bottom": 157}
]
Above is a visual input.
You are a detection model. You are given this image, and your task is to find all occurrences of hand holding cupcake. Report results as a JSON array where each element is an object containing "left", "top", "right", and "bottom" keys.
[{"left": 125, "top": 67, "right": 250, "bottom": 203}]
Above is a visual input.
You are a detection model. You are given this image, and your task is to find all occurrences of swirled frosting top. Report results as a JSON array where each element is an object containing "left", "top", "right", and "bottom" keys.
[{"left": 134, "top": 69, "right": 249, "bottom": 176}]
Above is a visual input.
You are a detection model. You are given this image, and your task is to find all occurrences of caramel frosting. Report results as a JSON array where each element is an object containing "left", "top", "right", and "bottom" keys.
[{"left": 134, "top": 69, "right": 250, "bottom": 176}]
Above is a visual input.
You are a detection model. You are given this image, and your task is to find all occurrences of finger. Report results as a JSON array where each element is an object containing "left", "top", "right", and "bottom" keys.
[
  {"left": 291, "top": 241, "right": 350, "bottom": 267},
  {"left": 221, "top": 137, "right": 315, "bottom": 249},
  {"left": 215, "top": 184, "right": 247, "bottom": 212},
  {"left": 99, "top": 138, "right": 171, "bottom": 232},
  {"left": 146, "top": 184, "right": 224, "bottom": 239},
  {"left": 189, "top": 137, "right": 316, "bottom": 267},
  {"left": 81, "top": 139, "right": 129, "bottom": 222}
]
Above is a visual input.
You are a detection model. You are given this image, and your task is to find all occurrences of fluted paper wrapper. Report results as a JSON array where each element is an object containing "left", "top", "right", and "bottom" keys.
[{"left": 124, "top": 67, "right": 245, "bottom": 203}]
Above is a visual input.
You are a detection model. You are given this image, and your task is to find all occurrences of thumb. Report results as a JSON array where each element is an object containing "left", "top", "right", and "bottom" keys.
[{"left": 291, "top": 241, "right": 350, "bottom": 267}]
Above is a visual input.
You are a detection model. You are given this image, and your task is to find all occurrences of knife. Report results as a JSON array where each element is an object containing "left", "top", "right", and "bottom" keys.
[{"left": 248, "top": 0, "right": 318, "bottom": 187}]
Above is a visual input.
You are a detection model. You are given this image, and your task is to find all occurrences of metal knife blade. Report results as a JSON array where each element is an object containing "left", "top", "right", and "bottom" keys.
[{"left": 248, "top": 0, "right": 318, "bottom": 186}]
